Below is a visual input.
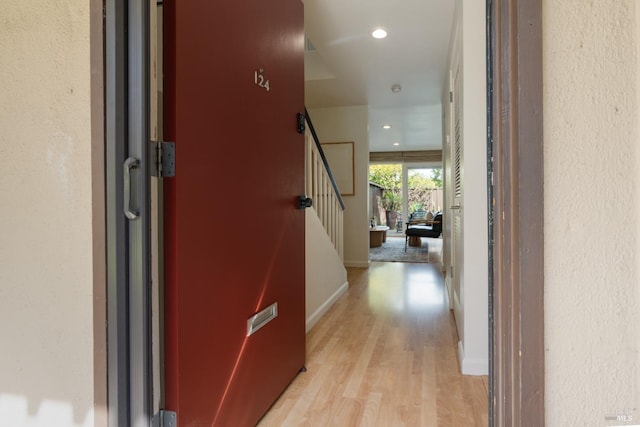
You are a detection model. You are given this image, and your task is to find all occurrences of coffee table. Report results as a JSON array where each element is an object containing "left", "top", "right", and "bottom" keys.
[{"left": 369, "top": 226, "right": 390, "bottom": 248}]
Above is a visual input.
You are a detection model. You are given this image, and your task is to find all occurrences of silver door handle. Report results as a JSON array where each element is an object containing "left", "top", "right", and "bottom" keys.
[
  {"left": 450, "top": 205, "right": 461, "bottom": 210},
  {"left": 124, "top": 157, "right": 140, "bottom": 220}
]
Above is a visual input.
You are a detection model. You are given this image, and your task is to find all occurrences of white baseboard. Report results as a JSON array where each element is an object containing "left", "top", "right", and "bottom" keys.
[
  {"left": 444, "top": 277, "right": 451, "bottom": 309},
  {"left": 457, "top": 340, "right": 488, "bottom": 375},
  {"left": 306, "top": 281, "right": 349, "bottom": 333},
  {"left": 344, "top": 260, "right": 369, "bottom": 268},
  {"left": 452, "top": 291, "right": 463, "bottom": 339}
]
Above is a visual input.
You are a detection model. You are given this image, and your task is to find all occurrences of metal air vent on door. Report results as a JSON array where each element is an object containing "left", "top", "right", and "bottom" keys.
[{"left": 247, "top": 302, "right": 278, "bottom": 336}]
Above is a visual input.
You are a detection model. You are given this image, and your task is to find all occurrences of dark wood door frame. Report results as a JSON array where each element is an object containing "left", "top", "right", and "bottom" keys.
[{"left": 489, "top": 0, "right": 544, "bottom": 425}]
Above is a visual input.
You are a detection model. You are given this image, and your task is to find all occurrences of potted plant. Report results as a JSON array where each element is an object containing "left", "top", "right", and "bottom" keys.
[{"left": 381, "top": 190, "right": 401, "bottom": 229}]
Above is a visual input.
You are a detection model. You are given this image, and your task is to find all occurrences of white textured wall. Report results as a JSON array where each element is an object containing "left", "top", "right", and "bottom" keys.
[
  {"left": 637, "top": 3, "right": 640, "bottom": 423},
  {"left": 307, "top": 106, "right": 370, "bottom": 267},
  {"left": 0, "top": 1, "right": 95, "bottom": 426},
  {"left": 544, "top": 0, "right": 639, "bottom": 424}
]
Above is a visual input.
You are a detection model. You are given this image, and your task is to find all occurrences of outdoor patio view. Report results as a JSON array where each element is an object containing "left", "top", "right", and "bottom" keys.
[
  {"left": 369, "top": 164, "right": 443, "bottom": 231},
  {"left": 368, "top": 165, "right": 444, "bottom": 264}
]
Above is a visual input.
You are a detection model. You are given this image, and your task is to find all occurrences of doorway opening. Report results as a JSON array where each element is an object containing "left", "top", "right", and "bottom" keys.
[
  {"left": 103, "top": 0, "right": 544, "bottom": 424},
  {"left": 406, "top": 167, "right": 443, "bottom": 218},
  {"left": 369, "top": 163, "right": 403, "bottom": 232},
  {"left": 368, "top": 163, "right": 443, "bottom": 264}
]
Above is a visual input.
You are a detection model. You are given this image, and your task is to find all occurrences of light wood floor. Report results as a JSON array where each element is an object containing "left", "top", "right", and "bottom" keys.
[{"left": 258, "top": 262, "right": 489, "bottom": 426}]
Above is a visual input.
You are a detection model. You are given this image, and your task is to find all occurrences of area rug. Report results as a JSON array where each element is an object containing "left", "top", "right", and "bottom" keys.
[{"left": 369, "top": 236, "right": 442, "bottom": 263}]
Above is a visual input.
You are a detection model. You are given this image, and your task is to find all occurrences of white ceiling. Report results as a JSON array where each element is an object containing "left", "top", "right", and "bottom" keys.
[{"left": 303, "top": 0, "right": 455, "bottom": 152}]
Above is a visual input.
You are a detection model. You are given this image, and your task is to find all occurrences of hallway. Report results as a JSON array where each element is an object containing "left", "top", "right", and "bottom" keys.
[{"left": 258, "top": 262, "right": 488, "bottom": 426}]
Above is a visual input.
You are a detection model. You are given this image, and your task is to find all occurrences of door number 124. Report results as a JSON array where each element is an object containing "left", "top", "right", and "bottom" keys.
[{"left": 255, "top": 69, "right": 270, "bottom": 92}]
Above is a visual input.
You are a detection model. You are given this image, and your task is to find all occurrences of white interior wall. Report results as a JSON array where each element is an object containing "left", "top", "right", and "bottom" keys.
[
  {"left": 0, "top": 1, "right": 95, "bottom": 427},
  {"left": 459, "top": 0, "right": 488, "bottom": 376},
  {"left": 307, "top": 106, "right": 370, "bottom": 267},
  {"left": 544, "top": 0, "right": 639, "bottom": 424},
  {"left": 444, "top": 0, "right": 489, "bottom": 376},
  {"left": 305, "top": 210, "right": 348, "bottom": 332}
]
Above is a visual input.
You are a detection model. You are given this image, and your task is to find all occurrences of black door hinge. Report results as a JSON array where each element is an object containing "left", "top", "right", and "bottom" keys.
[{"left": 151, "top": 141, "right": 176, "bottom": 177}]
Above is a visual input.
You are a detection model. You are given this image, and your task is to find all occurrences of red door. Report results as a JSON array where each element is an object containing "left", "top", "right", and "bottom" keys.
[{"left": 162, "top": 1, "right": 305, "bottom": 425}]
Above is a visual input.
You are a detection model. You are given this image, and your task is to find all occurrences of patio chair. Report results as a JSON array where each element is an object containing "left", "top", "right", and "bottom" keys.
[{"left": 404, "top": 213, "right": 443, "bottom": 252}]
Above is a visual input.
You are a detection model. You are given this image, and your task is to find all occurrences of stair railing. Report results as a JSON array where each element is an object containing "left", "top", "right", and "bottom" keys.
[{"left": 304, "top": 109, "right": 345, "bottom": 260}]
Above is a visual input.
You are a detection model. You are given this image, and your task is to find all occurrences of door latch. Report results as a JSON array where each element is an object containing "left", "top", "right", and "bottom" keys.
[
  {"left": 297, "top": 113, "right": 306, "bottom": 134},
  {"left": 298, "top": 196, "right": 313, "bottom": 209}
]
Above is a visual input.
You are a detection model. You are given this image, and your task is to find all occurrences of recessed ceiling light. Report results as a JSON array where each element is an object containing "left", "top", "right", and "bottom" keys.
[
  {"left": 382, "top": 125, "right": 392, "bottom": 129},
  {"left": 393, "top": 142, "right": 400, "bottom": 146},
  {"left": 371, "top": 28, "right": 388, "bottom": 39},
  {"left": 391, "top": 84, "right": 402, "bottom": 93}
]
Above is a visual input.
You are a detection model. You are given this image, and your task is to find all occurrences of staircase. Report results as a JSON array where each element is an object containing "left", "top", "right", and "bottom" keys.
[
  {"left": 305, "top": 122, "right": 344, "bottom": 259},
  {"left": 303, "top": 110, "right": 348, "bottom": 332}
]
